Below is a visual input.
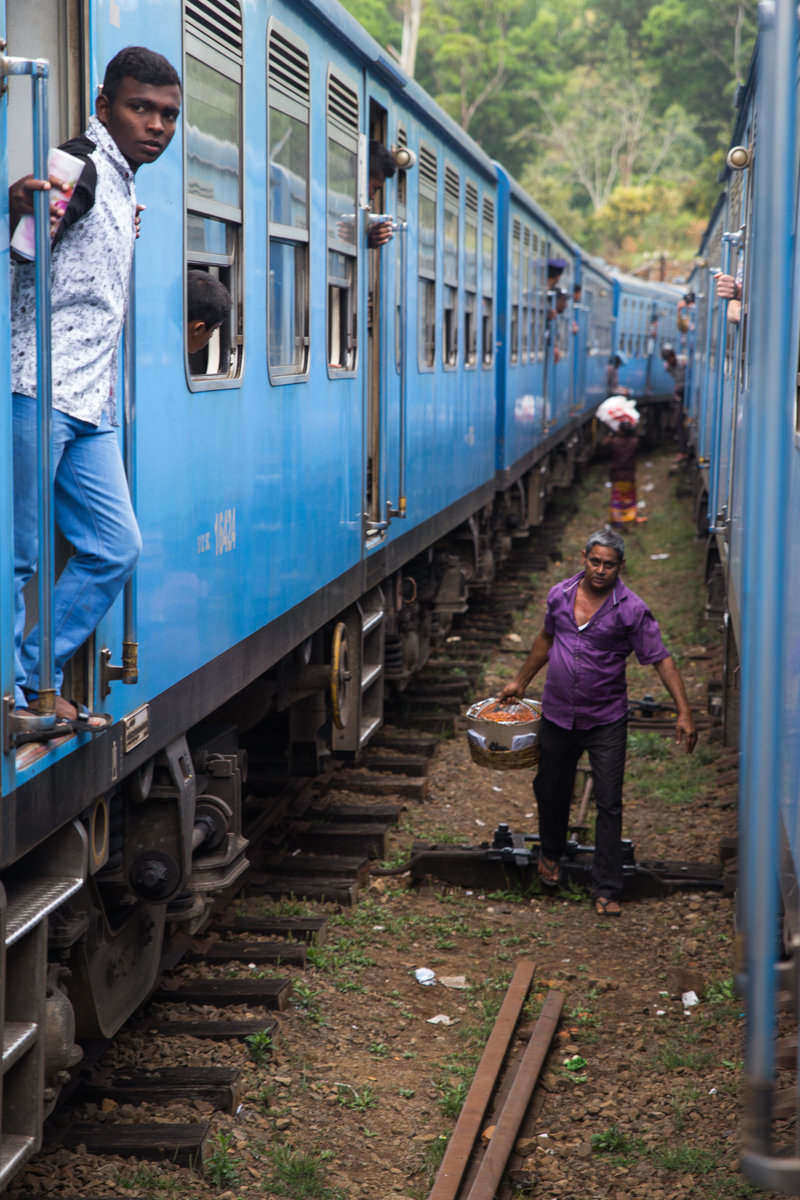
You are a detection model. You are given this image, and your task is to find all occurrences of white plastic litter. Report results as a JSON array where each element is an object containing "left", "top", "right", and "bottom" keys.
[
  {"left": 650, "top": 553, "right": 670, "bottom": 560},
  {"left": 427, "top": 1014, "right": 458, "bottom": 1025},
  {"left": 415, "top": 968, "right": 436, "bottom": 986},
  {"left": 644, "top": 482, "right": 655, "bottom": 491},
  {"left": 475, "top": 818, "right": 486, "bottom": 827},
  {"left": 709, "top": 1087, "right": 718, "bottom": 1095},
  {"left": 682, "top": 990, "right": 700, "bottom": 1008},
  {"left": 656, "top": 1009, "right": 666, "bottom": 1016},
  {"left": 492, "top": 786, "right": 503, "bottom": 793}
]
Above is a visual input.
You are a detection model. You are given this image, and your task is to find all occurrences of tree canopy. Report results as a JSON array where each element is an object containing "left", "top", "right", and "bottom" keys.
[{"left": 342, "top": 0, "right": 757, "bottom": 268}]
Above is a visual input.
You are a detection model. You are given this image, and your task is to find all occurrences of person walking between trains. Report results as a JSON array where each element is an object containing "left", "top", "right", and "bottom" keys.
[
  {"left": 8, "top": 45, "right": 182, "bottom": 738},
  {"left": 604, "top": 418, "right": 644, "bottom": 527},
  {"left": 498, "top": 528, "right": 696, "bottom": 917}
]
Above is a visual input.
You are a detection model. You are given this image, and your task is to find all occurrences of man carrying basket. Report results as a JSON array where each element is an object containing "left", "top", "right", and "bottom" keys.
[{"left": 499, "top": 529, "right": 696, "bottom": 916}]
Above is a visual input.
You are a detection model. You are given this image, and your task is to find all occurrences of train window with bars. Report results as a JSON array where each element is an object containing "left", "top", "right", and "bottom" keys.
[
  {"left": 482, "top": 197, "right": 495, "bottom": 367},
  {"left": 443, "top": 164, "right": 459, "bottom": 368},
  {"left": 510, "top": 219, "right": 521, "bottom": 365},
  {"left": 418, "top": 144, "right": 437, "bottom": 370},
  {"left": 184, "top": 0, "right": 244, "bottom": 387},
  {"left": 531, "top": 231, "right": 542, "bottom": 360},
  {"left": 326, "top": 70, "right": 359, "bottom": 375},
  {"left": 395, "top": 126, "right": 408, "bottom": 373},
  {"left": 464, "top": 181, "right": 479, "bottom": 367},
  {"left": 267, "top": 23, "right": 310, "bottom": 380}
]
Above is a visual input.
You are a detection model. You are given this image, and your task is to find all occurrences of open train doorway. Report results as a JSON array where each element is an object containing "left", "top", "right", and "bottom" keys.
[
  {"left": 5, "top": 0, "right": 94, "bottom": 712},
  {"left": 365, "top": 99, "right": 388, "bottom": 539}
]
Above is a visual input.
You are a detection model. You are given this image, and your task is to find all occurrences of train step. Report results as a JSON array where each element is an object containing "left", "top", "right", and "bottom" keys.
[{"left": 360, "top": 753, "right": 429, "bottom": 776}]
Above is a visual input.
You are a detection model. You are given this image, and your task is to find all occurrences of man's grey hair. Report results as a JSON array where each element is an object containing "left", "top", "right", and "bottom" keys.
[{"left": 585, "top": 527, "right": 625, "bottom": 562}]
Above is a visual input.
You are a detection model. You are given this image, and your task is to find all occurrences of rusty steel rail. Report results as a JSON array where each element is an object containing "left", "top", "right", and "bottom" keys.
[
  {"left": 465, "top": 990, "right": 564, "bottom": 1200},
  {"left": 427, "top": 961, "right": 536, "bottom": 1200}
]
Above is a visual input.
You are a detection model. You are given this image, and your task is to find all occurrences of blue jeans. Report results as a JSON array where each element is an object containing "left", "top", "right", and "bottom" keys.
[{"left": 13, "top": 392, "right": 141, "bottom": 707}]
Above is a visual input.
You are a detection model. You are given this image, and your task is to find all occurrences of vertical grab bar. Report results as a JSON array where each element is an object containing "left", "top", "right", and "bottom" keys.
[
  {"left": 388, "top": 220, "right": 407, "bottom": 520},
  {"left": 708, "top": 233, "right": 733, "bottom": 531},
  {"left": 99, "top": 269, "right": 138, "bottom": 696},
  {"left": 1, "top": 56, "right": 56, "bottom": 718}
]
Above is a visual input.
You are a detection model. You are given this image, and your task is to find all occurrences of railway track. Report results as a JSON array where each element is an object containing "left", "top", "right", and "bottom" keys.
[{"left": 10, "top": 489, "right": 734, "bottom": 1198}]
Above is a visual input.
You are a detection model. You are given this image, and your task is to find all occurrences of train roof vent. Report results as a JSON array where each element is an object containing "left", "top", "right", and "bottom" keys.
[
  {"left": 483, "top": 197, "right": 494, "bottom": 225},
  {"left": 444, "top": 165, "right": 459, "bottom": 206},
  {"left": 269, "top": 25, "right": 310, "bottom": 106},
  {"left": 397, "top": 126, "right": 407, "bottom": 148},
  {"left": 513, "top": 217, "right": 521, "bottom": 242},
  {"left": 328, "top": 73, "right": 358, "bottom": 136},
  {"left": 186, "top": 0, "right": 242, "bottom": 63},
  {"left": 419, "top": 144, "right": 437, "bottom": 190},
  {"left": 465, "top": 181, "right": 478, "bottom": 216},
  {"left": 523, "top": 226, "right": 530, "bottom": 246}
]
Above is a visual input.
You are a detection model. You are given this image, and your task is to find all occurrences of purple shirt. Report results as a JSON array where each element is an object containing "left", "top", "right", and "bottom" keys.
[{"left": 541, "top": 572, "right": 669, "bottom": 730}]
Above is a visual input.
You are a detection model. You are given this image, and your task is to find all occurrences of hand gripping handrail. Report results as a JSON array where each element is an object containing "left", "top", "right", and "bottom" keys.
[{"left": 2, "top": 56, "right": 56, "bottom": 722}]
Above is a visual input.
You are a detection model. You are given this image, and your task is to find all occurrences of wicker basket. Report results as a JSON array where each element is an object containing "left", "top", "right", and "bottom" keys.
[
  {"left": 467, "top": 733, "right": 540, "bottom": 771},
  {"left": 465, "top": 697, "right": 542, "bottom": 771}
]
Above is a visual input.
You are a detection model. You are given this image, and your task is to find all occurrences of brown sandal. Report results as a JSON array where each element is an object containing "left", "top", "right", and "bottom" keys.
[
  {"left": 595, "top": 896, "right": 621, "bottom": 917},
  {"left": 538, "top": 855, "right": 561, "bottom": 887}
]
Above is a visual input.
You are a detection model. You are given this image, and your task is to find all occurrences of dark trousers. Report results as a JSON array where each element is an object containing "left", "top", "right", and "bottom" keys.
[{"left": 534, "top": 715, "right": 628, "bottom": 898}]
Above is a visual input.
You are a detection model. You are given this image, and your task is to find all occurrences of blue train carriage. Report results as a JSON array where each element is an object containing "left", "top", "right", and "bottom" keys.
[
  {"left": 575, "top": 251, "right": 614, "bottom": 413},
  {"left": 611, "top": 271, "right": 681, "bottom": 404},
  {"left": 494, "top": 165, "right": 590, "bottom": 519}
]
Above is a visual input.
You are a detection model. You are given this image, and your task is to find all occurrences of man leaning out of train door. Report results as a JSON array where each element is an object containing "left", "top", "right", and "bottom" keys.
[
  {"left": 7, "top": 46, "right": 182, "bottom": 739},
  {"left": 498, "top": 527, "right": 697, "bottom": 918}
]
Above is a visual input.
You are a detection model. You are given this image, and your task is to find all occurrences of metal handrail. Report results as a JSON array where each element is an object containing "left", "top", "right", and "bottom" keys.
[{"left": 2, "top": 56, "right": 55, "bottom": 717}]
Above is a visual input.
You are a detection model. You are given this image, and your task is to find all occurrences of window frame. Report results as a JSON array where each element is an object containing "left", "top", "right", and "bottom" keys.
[
  {"left": 325, "top": 65, "right": 360, "bottom": 379},
  {"left": 417, "top": 142, "right": 438, "bottom": 372},
  {"left": 266, "top": 18, "right": 311, "bottom": 385},
  {"left": 183, "top": 7, "right": 245, "bottom": 392},
  {"left": 442, "top": 162, "right": 459, "bottom": 370},
  {"left": 481, "top": 195, "right": 495, "bottom": 369}
]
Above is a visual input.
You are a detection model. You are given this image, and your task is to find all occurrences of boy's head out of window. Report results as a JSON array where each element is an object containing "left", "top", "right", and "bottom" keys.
[
  {"left": 96, "top": 46, "right": 182, "bottom": 172},
  {"left": 187, "top": 270, "right": 233, "bottom": 354}
]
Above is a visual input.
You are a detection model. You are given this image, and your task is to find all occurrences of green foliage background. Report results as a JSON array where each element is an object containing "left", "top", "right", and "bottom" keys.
[{"left": 342, "top": 0, "right": 756, "bottom": 269}]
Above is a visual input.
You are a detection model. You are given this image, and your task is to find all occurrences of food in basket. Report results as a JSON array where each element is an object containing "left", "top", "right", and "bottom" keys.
[
  {"left": 465, "top": 696, "right": 542, "bottom": 769},
  {"left": 470, "top": 698, "right": 537, "bottom": 724}
]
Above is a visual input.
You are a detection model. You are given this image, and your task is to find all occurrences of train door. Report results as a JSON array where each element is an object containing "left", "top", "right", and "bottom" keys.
[{"left": 5, "top": 2, "right": 92, "bottom": 718}]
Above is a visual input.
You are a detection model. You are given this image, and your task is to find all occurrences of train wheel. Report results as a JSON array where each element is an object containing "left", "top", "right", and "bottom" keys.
[{"left": 330, "top": 621, "right": 353, "bottom": 730}]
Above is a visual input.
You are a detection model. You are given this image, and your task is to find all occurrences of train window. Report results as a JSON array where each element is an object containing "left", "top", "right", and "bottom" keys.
[
  {"left": 464, "top": 182, "right": 479, "bottom": 367},
  {"left": 482, "top": 197, "right": 495, "bottom": 367},
  {"left": 510, "top": 219, "right": 521, "bottom": 365},
  {"left": 418, "top": 144, "right": 437, "bottom": 370},
  {"left": 522, "top": 227, "right": 531, "bottom": 363},
  {"left": 267, "top": 23, "right": 310, "bottom": 380},
  {"left": 443, "top": 165, "right": 459, "bottom": 367},
  {"left": 184, "top": 0, "right": 244, "bottom": 388},
  {"left": 395, "top": 126, "right": 408, "bottom": 373},
  {"left": 326, "top": 70, "right": 359, "bottom": 375}
]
